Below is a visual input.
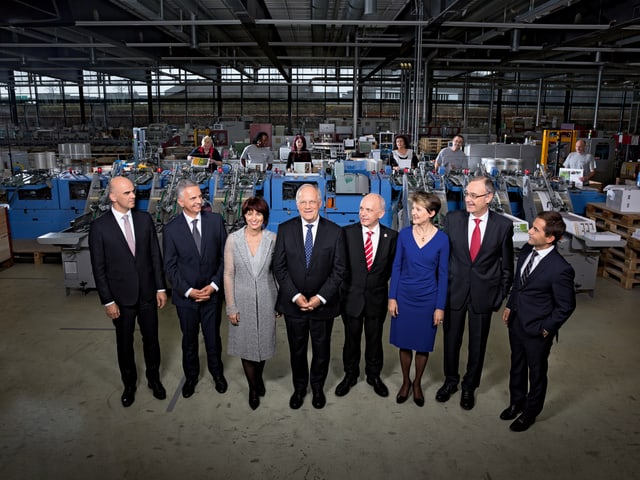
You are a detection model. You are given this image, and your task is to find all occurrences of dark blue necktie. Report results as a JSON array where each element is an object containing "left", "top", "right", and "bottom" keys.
[{"left": 305, "top": 224, "right": 313, "bottom": 268}]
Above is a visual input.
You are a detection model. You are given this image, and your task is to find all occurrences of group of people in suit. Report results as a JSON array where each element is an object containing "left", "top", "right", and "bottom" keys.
[{"left": 89, "top": 173, "right": 575, "bottom": 432}]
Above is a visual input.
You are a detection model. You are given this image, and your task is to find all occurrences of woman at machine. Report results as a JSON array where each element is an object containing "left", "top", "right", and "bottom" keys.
[
  {"left": 240, "top": 131, "right": 274, "bottom": 171},
  {"left": 390, "top": 134, "right": 419, "bottom": 169},
  {"left": 187, "top": 135, "right": 223, "bottom": 172},
  {"left": 286, "top": 134, "right": 312, "bottom": 172}
]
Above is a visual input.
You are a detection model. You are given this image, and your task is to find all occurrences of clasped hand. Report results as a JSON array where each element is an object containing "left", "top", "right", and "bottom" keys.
[
  {"left": 190, "top": 285, "right": 215, "bottom": 302},
  {"left": 296, "top": 295, "right": 320, "bottom": 312}
]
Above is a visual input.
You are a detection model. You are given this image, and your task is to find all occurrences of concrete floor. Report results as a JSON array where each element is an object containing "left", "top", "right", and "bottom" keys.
[{"left": 0, "top": 261, "right": 639, "bottom": 480}]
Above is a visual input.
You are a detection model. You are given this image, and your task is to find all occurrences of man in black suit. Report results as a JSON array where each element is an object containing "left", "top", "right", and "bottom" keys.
[
  {"left": 163, "top": 179, "right": 228, "bottom": 398},
  {"left": 336, "top": 193, "right": 397, "bottom": 398},
  {"left": 500, "top": 211, "right": 576, "bottom": 432},
  {"left": 89, "top": 176, "right": 167, "bottom": 408},
  {"left": 273, "top": 183, "right": 346, "bottom": 410},
  {"left": 436, "top": 176, "right": 514, "bottom": 410}
]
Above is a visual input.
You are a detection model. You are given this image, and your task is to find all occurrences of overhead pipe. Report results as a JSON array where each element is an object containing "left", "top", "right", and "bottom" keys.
[{"left": 593, "top": 51, "right": 603, "bottom": 129}]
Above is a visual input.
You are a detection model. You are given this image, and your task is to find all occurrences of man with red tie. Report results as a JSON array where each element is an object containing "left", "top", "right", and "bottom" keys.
[
  {"left": 336, "top": 194, "right": 398, "bottom": 398},
  {"left": 436, "top": 176, "right": 514, "bottom": 410}
]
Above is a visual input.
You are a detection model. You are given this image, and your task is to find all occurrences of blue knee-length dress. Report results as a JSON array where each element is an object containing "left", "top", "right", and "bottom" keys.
[{"left": 389, "top": 226, "right": 449, "bottom": 352}]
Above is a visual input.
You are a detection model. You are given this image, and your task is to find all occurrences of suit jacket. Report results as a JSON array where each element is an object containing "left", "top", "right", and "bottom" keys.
[
  {"left": 342, "top": 222, "right": 398, "bottom": 318},
  {"left": 163, "top": 211, "right": 227, "bottom": 309},
  {"left": 89, "top": 210, "right": 166, "bottom": 307},
  {"left": 273, "top": 216, "right": 346, "bottom": 319},
  {"left": 443, "top": 209, "right": 514, "bottom": 313},
  {"left": 506, "top": 243, "right": 576, "bottom": 336}
]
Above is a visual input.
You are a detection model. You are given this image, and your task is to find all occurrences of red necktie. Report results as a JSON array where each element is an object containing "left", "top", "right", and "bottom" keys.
[
  {"left": 364, "top": 231, "right": 374, "bottom": 271},
  {"left": 469, "top": 218, "right": 481, "bottom": 262}
]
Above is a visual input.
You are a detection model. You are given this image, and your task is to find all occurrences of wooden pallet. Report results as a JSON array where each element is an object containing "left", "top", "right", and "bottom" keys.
[
  {"left": 585, "top": 202, "right": 640, "bottom": 240},
  {"left": 600, "top": 236, "right": 640, "bottom": 289},
  {"left": 418, "top": 137, "right": 447, "bottom": 155},
  {"left": 11, "top": 239, "right": 62, "bottom": 264}
]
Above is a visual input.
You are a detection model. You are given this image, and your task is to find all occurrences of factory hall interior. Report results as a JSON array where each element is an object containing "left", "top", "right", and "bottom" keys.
[{"left": 1, "top": 1, "right": 640, "bottom": 479}]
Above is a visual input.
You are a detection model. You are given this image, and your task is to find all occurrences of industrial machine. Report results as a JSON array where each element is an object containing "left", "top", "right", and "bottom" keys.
[{"left": 0, "top": 170, "right": 94, "bottom": 239}]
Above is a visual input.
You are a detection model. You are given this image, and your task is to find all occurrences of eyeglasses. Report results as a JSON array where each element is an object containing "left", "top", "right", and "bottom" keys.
[{"left": 463, "top": 191, "right": 490, "bottom": 199}]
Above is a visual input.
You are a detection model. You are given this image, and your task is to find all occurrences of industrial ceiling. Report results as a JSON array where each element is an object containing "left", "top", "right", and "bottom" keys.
[{"left": 1, "top": 0, "right": 640, "bottom": 89}]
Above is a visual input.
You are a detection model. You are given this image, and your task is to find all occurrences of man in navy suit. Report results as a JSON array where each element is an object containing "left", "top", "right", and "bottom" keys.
[
  {"left": 335, "top": 193, "right": 397, "bottom": 398},
  {"left": 273, "top": 184, "right": 346, "bottom": 410},
  {"left": 163, "top": 179, "right": 228, "bottom": 398},
  {"left": 500, "top": 211, "right": 576, "bottom": 432},
  {"left": 89, "top": 176, "right": 167, "bottom": 408},
  {"left": 436, "top": 176, "right": 514, "bottom": 410}
]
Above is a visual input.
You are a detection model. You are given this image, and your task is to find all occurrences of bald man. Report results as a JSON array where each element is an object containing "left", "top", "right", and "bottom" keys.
[
  {"left": 336, "top": 194, "right": 397, "bottom": 398},
  {"left": 563, "top": 140, "right": 596, "bottom": 184},
  {"left": 89, "top": 176, "right": 167, "bottom": 407}
]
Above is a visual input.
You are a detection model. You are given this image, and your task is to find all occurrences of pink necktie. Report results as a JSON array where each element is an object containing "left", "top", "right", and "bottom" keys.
[
  {"left": 469, "top": 218, "right": 481, "bottom": 262},
  {"left": 365, "top": 231, "right": 374, "bottom": 271},
  {"left": 123, "top": 214, "right": 135, "bottom": 255}
]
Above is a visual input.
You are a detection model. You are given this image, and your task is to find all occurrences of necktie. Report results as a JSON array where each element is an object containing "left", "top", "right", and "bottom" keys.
[
  {"left": 122, "top": 214, "right": 135, "bottom": 256},
  {"left": 305, "top": 224, "right": 313, "bottom": 268},
  {"left": 469, "top": 218, "right": 481, "bottom": 261},
  {"left": 192, "top": 218, "right": 201, "bottom": 254},
  {"left": 521, "top": 250, "right": 538, "bottom": 284},
  {"left": 364, "top": 231, "right": 374, "bottom": 271}
]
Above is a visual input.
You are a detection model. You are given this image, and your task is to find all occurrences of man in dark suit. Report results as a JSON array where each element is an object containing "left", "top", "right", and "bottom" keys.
[
  {"left": 437, "top": 176, "right": 514, "bottom": 410},
  {"left": 89, "top": 176, "right": 167, "bottom": 408},
  {"left": 273, "top": 183, "right": 346, "bottom": 410},
  {"left": 335, "top": 193, "right": 397, "bottom": 398},
  {"left": 500, "top": 211, "right": 575, "bottom": 432},
  {"left": 163, "top": 179, "right": 228, "bottom": 398}
]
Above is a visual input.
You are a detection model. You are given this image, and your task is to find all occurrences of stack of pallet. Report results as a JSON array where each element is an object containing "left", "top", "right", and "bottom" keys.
[
  {"left": 418, "top": 137, "right": 447, "bottom": 156},
  {"left": 585, "top": 202, "right": 640, "bottom": 289}
]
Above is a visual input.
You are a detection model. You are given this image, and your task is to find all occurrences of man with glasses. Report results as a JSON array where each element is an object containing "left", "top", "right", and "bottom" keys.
[
  {"left": 434, "top": 134, "right": 467, "bottom": 173},
  {"left": 436, "top": 176, "right": 514, "bottom": 410}
]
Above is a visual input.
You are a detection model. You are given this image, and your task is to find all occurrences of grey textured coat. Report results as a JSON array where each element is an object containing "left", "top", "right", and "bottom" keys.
[{"left": 223, "top": 227, "right": 278, "bottom": 361}]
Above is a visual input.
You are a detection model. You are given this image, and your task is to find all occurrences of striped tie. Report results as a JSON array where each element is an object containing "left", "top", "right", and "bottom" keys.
[
  {"left": 521, "top": 250, "right": 538, "bottom": 284},
  {"left": 365, "top": 231, "right": 374, "bottom": 271}
]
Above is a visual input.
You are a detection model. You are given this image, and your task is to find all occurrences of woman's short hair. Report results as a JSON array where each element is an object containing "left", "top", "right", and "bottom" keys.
[
  {"left": 253, "top": 131, "right": 269, "bottom": 145},
  {"left": 241, "top": 196, "right": 270, "bottom": 226},
  {"left": 411, "top": 190, "right": 441, "bottom": 216},
  {"left": 394, "top": 134, "right": 410, "bottom": 150}
]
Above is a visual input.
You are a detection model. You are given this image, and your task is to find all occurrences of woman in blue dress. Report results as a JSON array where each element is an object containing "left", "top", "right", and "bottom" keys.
[{"left": 388, "top": 191, "right": 449, "bottom": 406}]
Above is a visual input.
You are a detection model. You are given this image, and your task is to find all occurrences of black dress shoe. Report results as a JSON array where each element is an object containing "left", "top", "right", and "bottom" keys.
[
  {"left": 289, "top": 390, "right": 306, "bottom": 409},
  {"left": 435, "top": 383, "right": 458, "bottom": 403},
  {"left": 182, "top": 378, "right": 198, "bottom": 398},
  {"left": 396, "top": 381, "right": 412, "bottom": 404},
  {"left": 366, "top": 376, "right": 389, "bottom": 397},
  {"left": 312, "top": 390, "right": 326, "bottom": 409},
  {"left": 121, "top": 386, "right": 136, "bottom": 407},
  {"left": 213, "top": 374, "right": 228, "bottom": 394},
  {"left": 510, "top": 414, "right": 536, "bottom": 432},
  {"left": 335, "top": 375, "right": 357, "bottom": 397},
  {"left": 257, "top": 379, "right": 266, "bottom": 397},
  {"left": 147, "top": 380, "right": 166, "bottom": 400},
  {"left": 500, "top": 404, "right": 523, "bottom": 421},
  {"left": 460, "top": 389, "right": 475, "bottom": 410},
  {"left": 249, "top": 390, "right": 260, "bottom": 410}
]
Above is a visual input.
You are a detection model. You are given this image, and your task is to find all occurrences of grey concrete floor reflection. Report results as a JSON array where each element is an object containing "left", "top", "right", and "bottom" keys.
[{"left": 0, "top": 262, "right": 638, "bottom": 480}]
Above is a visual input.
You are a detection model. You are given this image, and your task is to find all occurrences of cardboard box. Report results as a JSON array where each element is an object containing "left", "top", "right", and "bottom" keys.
[{"left": 605, "top": 187, "right": 640, "bottom": 213}]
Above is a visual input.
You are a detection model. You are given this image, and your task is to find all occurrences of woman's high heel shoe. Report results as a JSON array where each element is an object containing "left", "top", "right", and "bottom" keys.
[
  {"left": 249, "top": 390, "right": 260, "bottom": 410},
  {"left": 413, "top": 384, "right": 425, "bottom": 407},
  {"left": 396, "top": 381, "right": 412, "bottom": 404}
]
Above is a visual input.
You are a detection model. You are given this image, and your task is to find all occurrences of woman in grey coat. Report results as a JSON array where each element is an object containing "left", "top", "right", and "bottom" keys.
[{"left": 223, "top": 196, "right": 278, "bottom": 410}]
